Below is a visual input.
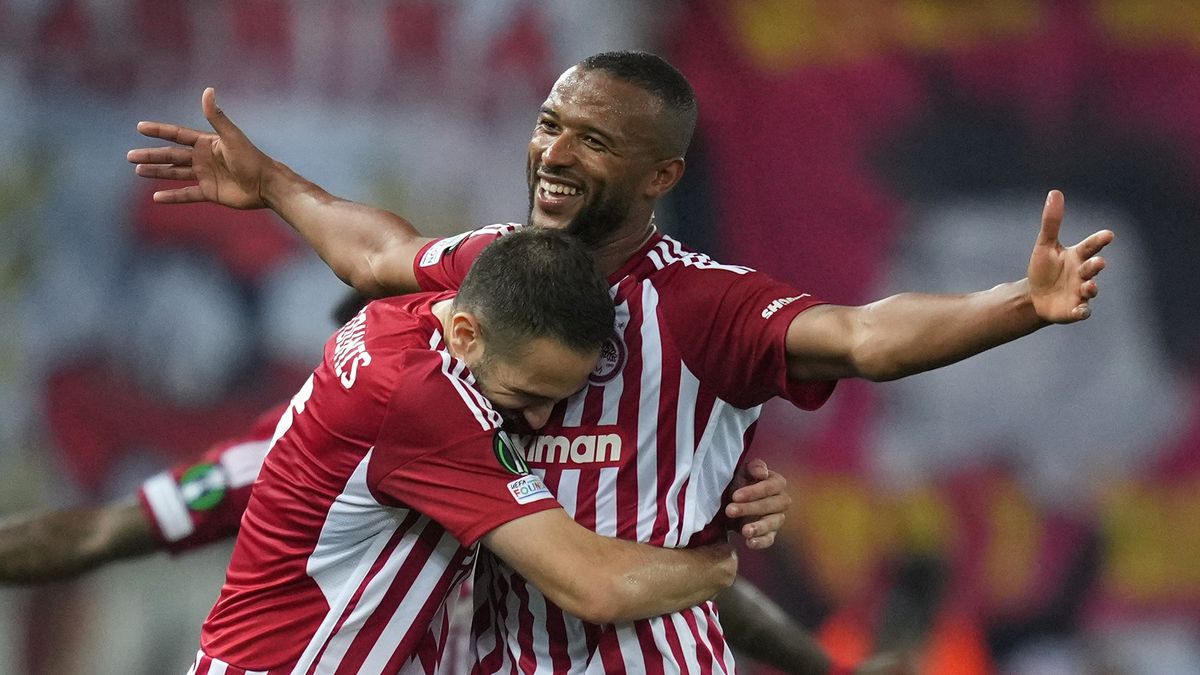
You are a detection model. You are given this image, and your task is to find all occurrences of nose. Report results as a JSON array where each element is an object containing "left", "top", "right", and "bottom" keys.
[
  {"left": 522, "top": 403, "right": 555, "bottom": 431},
  {"left": 541, "top": 133, "right": 575, "bottom": 168}
]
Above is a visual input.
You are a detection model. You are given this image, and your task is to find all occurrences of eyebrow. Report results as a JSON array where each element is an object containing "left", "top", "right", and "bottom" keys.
[{"left": 538, "top": 107, "right": 618, "bottom": 148}]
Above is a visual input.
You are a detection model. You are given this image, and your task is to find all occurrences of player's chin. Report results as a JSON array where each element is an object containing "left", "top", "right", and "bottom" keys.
[{"left": 530, "top": 199, "right": 580, "bottom": 231}]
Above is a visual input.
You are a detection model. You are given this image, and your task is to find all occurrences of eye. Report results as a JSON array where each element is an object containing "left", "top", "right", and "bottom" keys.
[
  {"left": 536, "top": 117, "right": 560, "bottom": 134},
  {"left": 581, "top": 135, "right": 606, "bottom": 151}
]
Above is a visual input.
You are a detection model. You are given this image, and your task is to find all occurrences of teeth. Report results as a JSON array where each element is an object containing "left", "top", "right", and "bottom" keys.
[{"left": 541, "top": 180, "right": 580, "bottom": 196}]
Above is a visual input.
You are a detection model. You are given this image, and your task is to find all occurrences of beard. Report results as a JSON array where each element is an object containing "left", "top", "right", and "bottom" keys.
[{"left": 527, "top": 170, "right": 632, "bottom": 247}]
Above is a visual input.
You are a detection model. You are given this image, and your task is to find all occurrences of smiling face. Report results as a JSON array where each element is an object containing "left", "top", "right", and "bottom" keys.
[
  {"left": 526, "top": 67, "right": 679, "bottom": 246},
  {"left": 470, "top": 336, "right": 599, "bottom": 431}
]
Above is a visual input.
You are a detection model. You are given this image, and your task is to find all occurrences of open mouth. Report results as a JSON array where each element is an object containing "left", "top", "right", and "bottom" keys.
[{"left": 535, "top": 177, "right": 585, "bottom": 213}]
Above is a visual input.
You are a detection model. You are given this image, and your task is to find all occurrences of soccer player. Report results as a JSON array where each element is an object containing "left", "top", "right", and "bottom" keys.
[
  {"left": 126, "top": 50, "right": 1110, "bottom": 673},
  {"left": 189, "top": 228, "right": 745, "bottom": 674}
]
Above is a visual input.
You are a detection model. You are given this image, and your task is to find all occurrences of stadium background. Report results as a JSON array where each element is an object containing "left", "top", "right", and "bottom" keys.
[{"left": 1, "top": 1, "right": 1198, "bottom": 673}]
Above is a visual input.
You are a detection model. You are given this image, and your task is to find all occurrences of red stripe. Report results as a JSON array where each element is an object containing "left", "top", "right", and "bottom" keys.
[
  {"left": 597, "top": 628, "right": 626, "bottom": 673},
  {"left": 541, "top": 601, "right": 573, "bottom": 673},
  {"left": 634, "top": 621, "right": 667, "bottom": 675},
  {"left": 194, "top": 654, "right": 212, "bottom": 675},
  {"left": 703, "top": 603, "right": 731, "bottom": 674}
]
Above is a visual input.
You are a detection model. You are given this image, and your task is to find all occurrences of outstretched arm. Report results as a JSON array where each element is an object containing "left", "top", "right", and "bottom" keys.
[
  {"left": 128, "top": 88, "right": 431, "bottom": 297},
  {"left": 482, "top": 509, "right": 737, "bottom": 625},
  {"left": 786, "top": 190, "right": 1114, "bottom": 382},
  {"left": 0, "top": 499, "right": 157, "bottom": 584}
]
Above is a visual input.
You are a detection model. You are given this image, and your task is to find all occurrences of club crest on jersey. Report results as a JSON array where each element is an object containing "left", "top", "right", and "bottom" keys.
[
  {"left": 178, "top": 462, "right": 228, "bottom": 511},
  {"left": 589, "top": 332, "right": 627, "bottom": 385},
  {"left": 493, "top": 430, "right": 530, "bottom": 475}
]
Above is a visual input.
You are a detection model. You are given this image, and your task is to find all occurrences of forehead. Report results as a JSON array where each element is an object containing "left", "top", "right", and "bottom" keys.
[
  {"left": 493, "top": 337, "right": 597, "bottom": 393},
  {"left": 542, "top": 67, "right": 662, "bottom": 143}
]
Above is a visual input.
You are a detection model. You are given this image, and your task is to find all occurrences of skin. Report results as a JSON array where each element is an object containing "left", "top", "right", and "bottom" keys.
[{"left": 126, "top": 82, "right": 789, "bottom": 546}]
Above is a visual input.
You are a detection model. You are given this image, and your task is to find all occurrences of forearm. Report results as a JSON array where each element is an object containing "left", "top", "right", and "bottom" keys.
[
  {"left": 0, "top": 501, "right": 155, "bottom": 584},
  {"left": 598, "top": 539, "right": 737, "bottom": 624},
  {"left": 719, "top": 577, "right": 832, "bottom": 675},
  {"left": 260, "top": 161, "right": 426, "bottom": 297},
  {"left": 486, "top": 510, "right": 736, "bottom": 625},
  {"left": 792, "top": 279, "right": 1046, "bottom": 383},
  {"left": 856, "top": 279, "right": 1045, "bottom": 381}
]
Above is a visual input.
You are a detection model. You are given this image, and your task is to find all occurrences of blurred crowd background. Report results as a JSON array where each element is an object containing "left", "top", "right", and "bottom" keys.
[{"left": 1, "top": 1, "right": 1198, "bottom": 673}]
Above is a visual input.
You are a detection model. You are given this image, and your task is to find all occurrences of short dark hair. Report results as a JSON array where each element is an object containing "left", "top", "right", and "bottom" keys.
[
  {"left": 578, "top": 50, "right": 698, "bottom": 157},
  {"left": 453, "top": 229, "right": 614, "bottom": 358}
]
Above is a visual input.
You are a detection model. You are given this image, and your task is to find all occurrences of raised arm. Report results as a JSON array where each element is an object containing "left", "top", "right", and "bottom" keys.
[
  {"left": 482, "top": 509, "right": 737, "bottom": 625},
  {"left": 128, "top": 88, "right": 431, "bottom": 297},
  {"left": 0, "top": 499, "right": 157, "bottom": 584},
  {"left": 786, "top": 190, "right": 1114, "bottom": 382}
]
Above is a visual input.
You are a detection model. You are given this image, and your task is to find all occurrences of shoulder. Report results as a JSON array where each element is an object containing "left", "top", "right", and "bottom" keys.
[{"left": 417, "top": 223, "right": 522, "bottom": 269}]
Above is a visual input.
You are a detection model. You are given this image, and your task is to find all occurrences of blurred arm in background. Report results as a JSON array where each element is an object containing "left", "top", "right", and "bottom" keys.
[{"left": 0, "top": 499, "right": 154, "bottom": 584}]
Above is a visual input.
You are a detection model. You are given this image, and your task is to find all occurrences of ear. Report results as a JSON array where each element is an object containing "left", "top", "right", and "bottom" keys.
[
  {"left": 644, "top": 157, "right": 685, "bottom": 199},
  {"left": 447, "top": 311, "right": 486, "bottom": 362}
]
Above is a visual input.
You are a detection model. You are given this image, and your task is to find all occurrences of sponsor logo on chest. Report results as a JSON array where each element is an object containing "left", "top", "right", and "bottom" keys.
[{"left": 512, "top": 428, "right": 628, "bottom": 468}]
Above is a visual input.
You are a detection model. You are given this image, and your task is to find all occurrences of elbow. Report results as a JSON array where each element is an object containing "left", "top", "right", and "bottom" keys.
[{"left": 555, "top": 583, "right": 624, "bottom": 625}]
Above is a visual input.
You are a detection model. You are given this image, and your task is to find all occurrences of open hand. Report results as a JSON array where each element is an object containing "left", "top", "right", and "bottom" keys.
[
  {"left": 1028, "top": 190, "right": 1115, "bottom": 323},
  {"left": 127, "top": 88, "right": 273, "bottom": 209}
]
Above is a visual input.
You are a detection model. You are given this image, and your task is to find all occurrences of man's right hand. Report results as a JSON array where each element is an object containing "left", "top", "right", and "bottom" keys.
[{"left": 128, "top": 87, "right": 273, "bottom": 209}]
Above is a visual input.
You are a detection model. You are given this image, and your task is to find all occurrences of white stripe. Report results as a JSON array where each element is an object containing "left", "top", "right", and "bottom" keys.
[
  {"left": 662, "top": 364, "right": 700, "bottom": 548},
  {"left": 615, "top": 623, "right": 648, "bottom": 674},
  {"left": 669, "top": 611, "right": 703, "bottom": 674},
  {"left": 561, "top": 386, "right": 587, "bottom": 427},
  {"left": 594, "top": 467, "right": 619, "bottom": 537},
  {"left": 186, "top": 651, "right": 201, "bottom": 675},
  {"left": 430, "top": 333, "right": 501, "bottom": 431},
  {"left": 679, "top": 400, "right": 761, "bottom": 547},
  {"left": 647, "top": 248, "right": 666, "bottom": 270},
  {"left": 562, "top": 612, "right": 590, "bottom": 672},
  {"left": 311, "top": 518, "right": 438, "bottom": 673},
  {"left": 598, "top": 299, "right": 630, "bottom": 426},
  {"left": 207, "top": 660, "right": 228, "bottom": 675},
  {"left": 648, "top": 617, "right": 682, "bottom": 675},
  {"left": 293, "top": 452, "right": 403, "bottom": 674},
  {"left": 555, "top": 469, "right": 580, "bottom": 518},
  {"left": 141, "top": 472, "right": 195, "bottom": 542},
  {"left": 635, "top": 282, "right": 663, "bottom": 542},
  {"left": 499, "top": 565, "right": 524, "bottom": 673},
  {"left": 356, "top": 532, "right": 466, "bottom": 673},
  {"left": 710, "top": 603, "right": 736, "bottom": 674},
  {"left": 218, "top": 440, "right": 271, "bottom": 488},
  {"left": 525, "top": 590, "right": 555, "bottom": 675}
]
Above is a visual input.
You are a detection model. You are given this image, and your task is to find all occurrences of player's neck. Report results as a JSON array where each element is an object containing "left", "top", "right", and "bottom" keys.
[
  {"left": 431, "top": 300, "right": 461, "bottom": 357},
  {"left": 590, "top": 215, "right": 657, "bottom": 277}
]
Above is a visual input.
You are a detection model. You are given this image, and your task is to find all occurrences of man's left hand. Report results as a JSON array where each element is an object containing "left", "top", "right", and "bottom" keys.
[{"left": 726, "top": 459, "right": 790, "bottom": 550}]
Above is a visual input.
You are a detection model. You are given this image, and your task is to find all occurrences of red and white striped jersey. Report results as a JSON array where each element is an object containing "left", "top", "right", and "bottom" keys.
[
  {"left": 416, "top": 226, "right": 834, "bottom": 673},
  {"left": 138, "top": 405, "right": 284, "bottom": 554},
  {"left": 195, "top": 292, "right": 560, "bottom": 674}
]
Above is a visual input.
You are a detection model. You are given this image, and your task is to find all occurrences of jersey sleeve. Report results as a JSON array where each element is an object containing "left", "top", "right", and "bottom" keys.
[
  {"left": 660, "top": 266, "right": 836, "bottom": 410},
  {"left": 412, "top": 224, "right": 519, "bottom": 291},
  {"left": 136, "top": 404, "right": 285, "bottom": 553},
  {"left": 366, "top": 349, "right": 560, "bottom": 547}
]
